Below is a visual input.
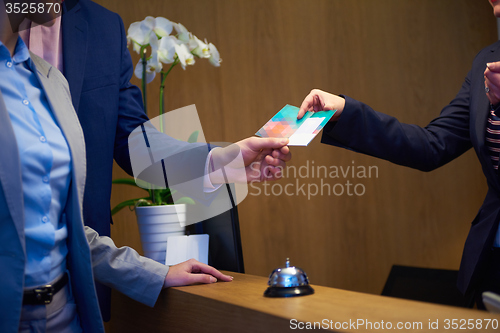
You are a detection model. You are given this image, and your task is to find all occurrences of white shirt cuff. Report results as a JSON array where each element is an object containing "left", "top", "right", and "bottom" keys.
[{"left": 203, "top": 148, "right": 223, "bottom": 193}]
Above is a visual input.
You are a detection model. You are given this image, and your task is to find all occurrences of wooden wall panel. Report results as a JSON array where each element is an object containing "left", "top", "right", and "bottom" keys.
[{"left": 98, "top": 0, "right": 496, "bottom": 295}]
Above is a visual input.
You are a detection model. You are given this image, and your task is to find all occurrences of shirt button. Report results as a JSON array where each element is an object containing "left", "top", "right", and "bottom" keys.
[
  {"left": 42, "top": 176, "right": 49, "bottom": 183},
  {"left": 6, "top": 62, "right": 12, "bottom": 68},
  {"left": 23, "top": 99, "right": 29, "bottom": 105},
  {"left": 40, "top": 136, "right": 46, "bottom": 143},
  {"left": 42, "top": 216, "right": 49, "bottom": 223}
]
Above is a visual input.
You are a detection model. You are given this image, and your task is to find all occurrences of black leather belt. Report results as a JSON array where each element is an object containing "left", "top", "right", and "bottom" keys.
[{"left": 23, "top": 273, "right": 68, "bottom": 305}]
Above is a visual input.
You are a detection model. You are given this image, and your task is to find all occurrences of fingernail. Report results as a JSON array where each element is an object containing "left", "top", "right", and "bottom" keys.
[
  {"left": 211, "top": 277, "right": 217, "bottom": 283},
  {"left": 230, "top": 276, "right": 234, "bottom": 280},
  {"left": 487, "top": 63, "right": 492, "bottom": 69},
  {"left": 281, "top": 138, "right": 288, "bottom": 145}
]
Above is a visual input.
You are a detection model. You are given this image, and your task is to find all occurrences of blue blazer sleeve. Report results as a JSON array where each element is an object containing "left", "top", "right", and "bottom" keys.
[{"left": 321, "top": 76, "right": 474, "bottom": 172}]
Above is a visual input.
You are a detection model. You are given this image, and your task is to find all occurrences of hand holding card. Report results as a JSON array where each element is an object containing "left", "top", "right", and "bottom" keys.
[{"left": 255, "top": 105, "right": 336, "bottom": 146}]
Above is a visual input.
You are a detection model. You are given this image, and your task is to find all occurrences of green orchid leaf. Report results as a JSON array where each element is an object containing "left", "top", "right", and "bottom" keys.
[
  {"left": 112, "top": 178, "right": 153, "bottom": 191},
  {"left": 154, "top": 190, "right": 162, "bottom": 205},
  {"left": 136, "top": 178, "right": 153, "bottom": 190},
  {"left": 111, "top": 197, "right": 150, "bottom": 216},
  {"left": 187, "top": 130, "right": 199, "bottom": 143},
  {"left": 112, "top": 177, "right": 194, "bottom": 209},
  {"left": 174, "top": 197, "right": 196, "bottom": 205},
  {"left": 111, "top": 178, "right": 139, "bottom": 186}
]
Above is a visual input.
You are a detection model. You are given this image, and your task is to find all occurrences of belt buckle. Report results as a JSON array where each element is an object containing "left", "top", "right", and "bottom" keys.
[{"left": 33, "top": 285, "right": 54, "bottom": 304}]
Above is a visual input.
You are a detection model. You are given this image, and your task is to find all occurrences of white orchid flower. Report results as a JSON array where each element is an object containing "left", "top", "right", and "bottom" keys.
[
  {"left": 147, "top": 33, "right": 163, "bottom": 72},
  {"left": 132, "top": 31, "right": 160, "bottom": 83},
  {"left": 174, "top": 43, "right": 195, "bottom": 70},
  {"left": 174, "top": 22, "right": 190, "bottom": 43},
  {"left": 127, "top": 17, "right": 156, "bottom": 54},
  {"left": 127, "top": 22, "right": 146, "bottom": 53},
  {"left": 134, "top": 60, "right": 156, "bottom": 83},
  {"left": 128, "top": 16, "right": 221, "bottom": 84},
  {"left": 147, "top": 52, "right": 163, "bottom": 74},
  {"left": 149, "top": 30, "right": 159, "bottom": 49},
  {"left": 189, "top": 35, "right": 210, "bottom": 59},
  {"left": 142, "top": 16, "right": 156, "bottom": 31},
  {"left": 208, "top": 42, "right": 221, "bottom": 67},
  {"left": 154, "top": 17, "right": 173, "bottom": 37},
  {"left": 157, "top": 36, "right": 177, "bottom": 64}
]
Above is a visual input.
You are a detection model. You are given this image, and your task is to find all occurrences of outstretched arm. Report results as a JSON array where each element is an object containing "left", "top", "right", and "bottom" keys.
[{"left": 208, "top": 137, "right": 292, "bottom": 184}]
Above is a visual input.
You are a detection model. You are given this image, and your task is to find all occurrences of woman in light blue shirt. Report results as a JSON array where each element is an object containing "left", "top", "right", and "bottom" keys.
[{"left": 0, "top": 2, "right": 232, "bottom": 332}]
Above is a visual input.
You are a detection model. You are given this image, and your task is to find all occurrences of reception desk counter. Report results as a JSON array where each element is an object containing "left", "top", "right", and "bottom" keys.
[{"left": 109, "top": 272, "right": 500, "bottom": 332}]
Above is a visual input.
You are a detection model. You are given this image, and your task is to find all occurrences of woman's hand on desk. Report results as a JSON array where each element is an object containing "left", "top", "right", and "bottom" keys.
[{"left": 163, "top": 258, "right": 234, "bottom": 288}]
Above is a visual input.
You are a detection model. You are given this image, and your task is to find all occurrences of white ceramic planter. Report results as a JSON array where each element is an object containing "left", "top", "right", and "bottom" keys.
[{"left": 135, "top": 204, "right": 186, "bottom": 263}]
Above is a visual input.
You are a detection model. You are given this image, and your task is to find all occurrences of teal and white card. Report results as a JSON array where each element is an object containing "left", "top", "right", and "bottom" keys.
[{"left": 256, "top": 105, "right": 335, "bottom": 146}]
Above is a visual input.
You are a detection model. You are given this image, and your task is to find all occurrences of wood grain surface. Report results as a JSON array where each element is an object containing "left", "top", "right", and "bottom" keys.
[
  {"left": 95, "top": 0, "right": 496, "bottom": 296},
  {"left": 108, "top": 272, "right": 500, "bottom": 332}
]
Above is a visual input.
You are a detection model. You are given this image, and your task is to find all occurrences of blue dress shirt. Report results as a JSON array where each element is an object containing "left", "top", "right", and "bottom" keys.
[{"left": 0, "top": 38, "right": 72, "bottom": 288}]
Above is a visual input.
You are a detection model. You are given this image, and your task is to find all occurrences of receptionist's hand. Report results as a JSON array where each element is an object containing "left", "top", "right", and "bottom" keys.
[{"left": 163, "top": 258, "right": 233, "bottom": 288}]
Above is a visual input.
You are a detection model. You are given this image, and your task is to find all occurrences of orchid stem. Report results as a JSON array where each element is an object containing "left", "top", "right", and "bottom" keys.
[
  {"left": 161, "top": 57, "right": 179, "bottom": 86},
  {"left": 159, "top": 57, "right": 179, "bottom": 133},
  {"left": 160, "top": 72, "right": 164, "bottom": 133},
  {"left": 141, "top": 46, "right": 148, "bottom": 117}
]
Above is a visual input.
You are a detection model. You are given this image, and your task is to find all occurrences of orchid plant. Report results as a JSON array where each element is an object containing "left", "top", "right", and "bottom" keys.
[
  {"left": 111, "top": 16, "right": 221, "bottom": 215},
  {"left": 127, "top": 16, "right": 221, "bottom": 118}
]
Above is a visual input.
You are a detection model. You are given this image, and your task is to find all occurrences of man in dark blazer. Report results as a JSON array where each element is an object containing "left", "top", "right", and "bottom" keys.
[
  {"left": 61, "top": 0, "right": 148, "bottom": 239},
  {"left": 297, "top": 2, "right": 500, "bottom": 307},
  {"left": 60, "top": 0, "right": 156, "bottom": 319}
]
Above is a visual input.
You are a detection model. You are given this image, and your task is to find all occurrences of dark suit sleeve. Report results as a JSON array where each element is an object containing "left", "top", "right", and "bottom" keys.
[
  {"left": 321, "top": 71, "right": 473, "bottom": 172},
  {"left": 112, "top": 14, "right": 149, "bottom": 175}
]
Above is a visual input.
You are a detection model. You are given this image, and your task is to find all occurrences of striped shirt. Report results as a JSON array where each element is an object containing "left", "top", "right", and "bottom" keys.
[{"left": 485, "top": 109, "right": 500, "bottom": 170}]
